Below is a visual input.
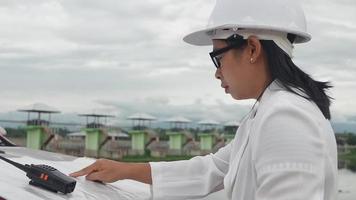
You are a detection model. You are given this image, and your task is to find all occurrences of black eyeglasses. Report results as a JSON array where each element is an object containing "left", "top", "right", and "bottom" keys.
[{"left": 209, "top": 34, "right": 245, "bottom": 69}]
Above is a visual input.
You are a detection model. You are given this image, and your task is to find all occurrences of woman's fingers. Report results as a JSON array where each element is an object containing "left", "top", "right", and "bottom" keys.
[
  {"left": 69, "top": 159, "right": 120, "bottom": 183},
  {"left": 69, "top": 162, "right": 98, "bottom": 177},
  {"left": 85, "top": 171, "right": 107, "bottom": 182}
]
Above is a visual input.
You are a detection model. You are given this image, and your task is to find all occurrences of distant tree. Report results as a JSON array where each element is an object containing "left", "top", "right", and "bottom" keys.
[
  {"left": 55, "top": 127, "right": 71, "bottom": 137},
  {"left": 347, "top": 133, "right": 356, "bottom": 145},
  {"left": 4, "top": 127, "right": 26, "bottom": 138}
]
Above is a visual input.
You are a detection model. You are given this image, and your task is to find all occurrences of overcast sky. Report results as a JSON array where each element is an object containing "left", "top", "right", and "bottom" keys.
[{"left": 0, "top": 0, "right": 355, "bottom": 129}]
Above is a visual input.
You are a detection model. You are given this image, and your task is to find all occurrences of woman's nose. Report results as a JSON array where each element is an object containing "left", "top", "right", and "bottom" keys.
[{"left": 215, "top": 68, "right": 221, "bottom": 80}]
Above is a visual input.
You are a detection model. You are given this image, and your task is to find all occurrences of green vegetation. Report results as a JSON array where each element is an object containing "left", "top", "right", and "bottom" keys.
[
  {"left": 4, "top": 127, "right": 70, "bottom": 138},
  {"left": 339, "top": 148, "right": 356, "bottom": 172},
  {"left": 121, "top": 155, "right": 194, "bottom": 163},
  {"left": 55, "top": 128, "right": 71, "bottom": 137},
  {"left": 336, "top": 132, "right": 356, "bottom": 145},
  {"left": 4, "top": 127, "right": 26, "bottom": 138},
  {"left": 3, "top": 127, "right": 356, "bottom": 171},
  {"left": 346, "top": 133, "right": 356, "bottom": 145}
]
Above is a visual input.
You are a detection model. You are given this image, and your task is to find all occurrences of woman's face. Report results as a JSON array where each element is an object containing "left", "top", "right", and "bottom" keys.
[{"left": 212, "top": 39, "right": 256, "bottom": 100}]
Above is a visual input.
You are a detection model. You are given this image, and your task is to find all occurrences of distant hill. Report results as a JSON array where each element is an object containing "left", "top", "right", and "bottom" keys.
[
  {"left": 332, "top": 122, "right": 356, "bottom": 134},
  {"left": 1, "top": 111, "right": 356, "bottom": 134}
]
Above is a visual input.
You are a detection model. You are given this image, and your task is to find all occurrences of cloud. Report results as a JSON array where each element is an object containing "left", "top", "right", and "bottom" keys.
[{"left": 0, "top": 0, "right": 355, "bottom": 132}]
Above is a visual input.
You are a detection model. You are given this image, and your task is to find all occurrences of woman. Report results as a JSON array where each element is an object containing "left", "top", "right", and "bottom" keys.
[{"left": 70, "top": 0, "right": 338, "bottom": 199}]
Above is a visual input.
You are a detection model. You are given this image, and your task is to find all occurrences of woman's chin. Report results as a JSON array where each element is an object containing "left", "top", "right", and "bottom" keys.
[
  {"left": 230, "top": 93, "right": 240, "bottom": 100},
  {"left": 230, "top": 92, "right": 248, "bottom": 100}
]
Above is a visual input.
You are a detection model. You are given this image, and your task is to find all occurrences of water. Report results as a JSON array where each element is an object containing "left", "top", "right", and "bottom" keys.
[{"left": 200, "top": 169, "right": 356, "bottom": 200}]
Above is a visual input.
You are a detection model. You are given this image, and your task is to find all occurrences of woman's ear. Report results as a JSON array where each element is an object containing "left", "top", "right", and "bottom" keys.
[{"left": 246, "top": 36, "right": 262, "bottom": 64}]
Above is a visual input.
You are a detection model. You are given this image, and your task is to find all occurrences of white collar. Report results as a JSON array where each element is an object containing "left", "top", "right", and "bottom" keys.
[{"left": 250, "top": 80, "right": 285, "bottom": 118}]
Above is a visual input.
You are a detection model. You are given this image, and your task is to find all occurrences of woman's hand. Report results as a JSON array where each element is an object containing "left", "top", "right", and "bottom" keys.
[
  {"left": 69, "top": 159, "right": 152, "bottom": 184},
  {"left": 69, "top": 159, "right": 127, "bottom": 183}
]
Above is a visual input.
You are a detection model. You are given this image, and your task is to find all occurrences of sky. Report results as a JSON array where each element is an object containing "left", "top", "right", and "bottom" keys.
[{"left": 0, "top": 0, "right": 355, "bottom": 131}]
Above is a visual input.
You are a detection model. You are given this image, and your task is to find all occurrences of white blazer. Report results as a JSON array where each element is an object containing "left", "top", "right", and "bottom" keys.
[{"left": 150, "top": 80, "right": 338, "bottom": 200}]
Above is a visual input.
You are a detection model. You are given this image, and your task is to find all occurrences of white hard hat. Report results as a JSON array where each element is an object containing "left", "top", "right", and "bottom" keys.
[
  {"left": 0, "top": 127, "right": 7, "bottom": 135},
  {"left": 183, "top": 0, "right": 311, "bottom": 57}
]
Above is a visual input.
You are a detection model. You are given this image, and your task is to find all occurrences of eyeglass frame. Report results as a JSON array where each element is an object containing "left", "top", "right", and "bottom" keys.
[{"left": 209, "top": 34, "right": 245, "bottom": 69}]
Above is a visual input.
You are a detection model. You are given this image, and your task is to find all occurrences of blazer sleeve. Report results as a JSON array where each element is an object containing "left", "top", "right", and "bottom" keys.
[
  {"left": 253, "top": 99, "right": 329, "bottom": 200},
  {"left": 150, "top": 142, "right": 231, "bottom": 200}
]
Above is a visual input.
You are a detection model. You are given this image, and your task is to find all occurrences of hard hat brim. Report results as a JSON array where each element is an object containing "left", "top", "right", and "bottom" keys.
[{"left": 183, "top": 25, "right": 311, "bottom": 46}]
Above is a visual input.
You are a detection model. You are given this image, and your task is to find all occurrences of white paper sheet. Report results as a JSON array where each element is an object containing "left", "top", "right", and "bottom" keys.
[{"left": 0, "top": 147, "right": 151, "bottom": 200}]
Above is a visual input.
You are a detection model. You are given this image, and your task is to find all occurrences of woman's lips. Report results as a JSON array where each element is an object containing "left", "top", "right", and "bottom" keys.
[
  {"left": 221, "top": 83, "right": 229, "bottom": 93},
  {"left": 223, "top": 86, "right": 229, "bottom": 93}
]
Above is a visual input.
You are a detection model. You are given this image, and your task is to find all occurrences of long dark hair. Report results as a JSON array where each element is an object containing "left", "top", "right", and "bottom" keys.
[
  {"left": 261, "top": 39, "right": 332, "bottom": 120},
  {"left": 227, "top": 35, "right": 333, "bottom": 119}
]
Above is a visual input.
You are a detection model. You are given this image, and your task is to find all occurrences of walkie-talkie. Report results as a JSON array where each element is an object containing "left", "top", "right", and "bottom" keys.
[{"left": 0, "top": 155, "right": 76, "bottom": 194}]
